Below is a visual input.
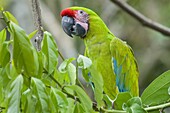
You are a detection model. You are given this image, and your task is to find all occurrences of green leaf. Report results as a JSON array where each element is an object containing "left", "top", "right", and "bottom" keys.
[
  {"left": 37, "top": 52, "right": 44, "bottom": 78},
  {"left": 67, "top": 63, "right": 76, "bottom": 85},
  {"left": 103, "top": 94, "right": 113, "bottom": 110},
  {"left": 58, "top": 58, "right": 76, "bottom": 85},
  {"left": 0, "top": 41, "right": 10, "bottom": 67},
  {"left": 0, "top": 77, "right": 3, "bottom": 102},
  {"left": 10, "top": 61, "right": 18, "bottom": 79},
  {"left": 77, "top": 55, "right": 92, "bottom": 69},
  {"left": 123, "top": 97, "right": 147, "bottom": 113},
  {"left": 9, "top": 22, "right": 39, "bottom": 77},
  {"left": 0, "top": 62, "right": 11, "bottom": 88},
  {"left": 7, "top": 75, "right": 23, "bottom": 113},
  {"left": 31, "top": 77, "right": 50, "bottom": 113},
  {"left": 141, "top": 70, "right": 170, "bottom": 106},
  {"left": 28, "top": 29, "right": 38, "bottom": 39},
  {"left": 77, "top": 55, "right": 103, "bottom": 108},
  {"left": 54, "top": 70, "right": 68, "bottom": 85},
  {"left": 41, "top": 31, "right": 58, "bottom": 74},
  {"left": 74, "top": 102, "right": 86, "bottom": 113},
  {"left": 0, "top": 7, "right": 3, "bottom": 11},
  {"left": 0, "top": 29, "right": 8, "bottom": 67},
  {"left": 0, "top": 61, "right": 15, "bottom": 104},
  {"left": 0, "top": 66, "right": 8, "bottom": 103},
  {"left": 65, "top": 85, "right": 94, "bottom": 112},
  {"left": 88, "top": 65, "right": 104, "bottom": 108},
  {"left": 22, "top": 89, "right": 36, "bottom": 113},
  {"left": 50, "top": 87, "right": 68, "bottom": 113},
  {"left": 3, "top": 11, "right": 19, "bottom": 25},
  {"left": 58, "top": 58, "right": 75, "bottom": 73},
  {"left": 114, "top": 92, "right": 132, "bottom": 110},
  {"left": 49, "top": 88, "right": 58, "bottom": 113},
  {"left": 0, "top": 28, "right": 6, "bottom": 45},
  {"left": 66, "top": 98, "right": 75, "bottom": 113}
]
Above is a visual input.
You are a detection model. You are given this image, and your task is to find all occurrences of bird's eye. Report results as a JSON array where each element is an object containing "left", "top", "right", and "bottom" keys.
[{"left": 79, "top": 10, "right": 84, "bottom": 15}]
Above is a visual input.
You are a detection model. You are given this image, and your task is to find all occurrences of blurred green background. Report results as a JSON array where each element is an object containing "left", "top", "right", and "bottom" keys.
[{"left": 0, "top": 0, "right": 170, "bottom": 95}]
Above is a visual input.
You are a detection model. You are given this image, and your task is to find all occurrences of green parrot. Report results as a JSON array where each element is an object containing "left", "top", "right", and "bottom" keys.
[{"left": 60, "top": 7, "right": 139, "bottom": 99}]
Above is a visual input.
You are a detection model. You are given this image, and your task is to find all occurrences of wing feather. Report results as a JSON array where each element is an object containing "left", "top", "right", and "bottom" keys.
[{"left": 110, "top": 37, "right": 139, "bottom": 96}]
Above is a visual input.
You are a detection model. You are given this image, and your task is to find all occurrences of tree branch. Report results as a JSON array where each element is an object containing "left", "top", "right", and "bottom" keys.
[
  {"left": 145, "top": 102, "right": 170, "bottom": 111},
  {"left": 31, "top": 0, "right": 43, "bottom": 51},
  {"left": 100, "top": 102, "right": 170, "bottom": 113},
  {"left": 110, "top": 0, "right": 170, "bottom": 36},
  {"left": 101, "top": 107, "right": 127, "bottom": 113}
]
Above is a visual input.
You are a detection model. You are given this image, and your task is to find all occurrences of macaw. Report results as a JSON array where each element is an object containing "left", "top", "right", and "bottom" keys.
[{"left": 60, "top": 7, "right": 139, "bottom": 99}]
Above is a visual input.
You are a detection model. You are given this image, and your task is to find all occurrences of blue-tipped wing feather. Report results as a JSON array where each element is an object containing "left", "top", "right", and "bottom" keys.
[
  {"left": 110, "top": 37, "right": 139, "bottom": 96},
  {"left": 113, "top": 57, "right": 127, "bottom": 92}
]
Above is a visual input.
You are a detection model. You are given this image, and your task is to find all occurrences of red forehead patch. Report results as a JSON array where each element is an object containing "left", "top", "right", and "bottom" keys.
[{"left": 60, "top": 8, "right": 76, "bottom": 17}]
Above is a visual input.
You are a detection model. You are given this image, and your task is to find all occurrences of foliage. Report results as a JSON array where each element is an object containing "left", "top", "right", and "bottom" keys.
[
  {"left": 0, "top": 10, "right": 170, "bottom": 113},
  {"left": 141, "top": 70, "right": 170, "bottom": 106}
]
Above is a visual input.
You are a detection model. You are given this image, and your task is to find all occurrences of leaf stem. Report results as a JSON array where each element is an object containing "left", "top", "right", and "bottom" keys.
[
  {"left": 100, "top": 102, "right": 170, "bottom": 113},
  {"left": 1, "top": 11, "right": 10, "bottom": 27},
  {"left": 0, "top": 106, "right": 5, "bottom": 109},
  {"left": 101, "top": 107, "right": 126, "bottom": 113},
  {"left": 0, "top": 106, "right": 5, "bottom": 113},
  {"left": 58, "top": 50, "right": 65, "bottom": 61},
  {"left": 43, "top": 68, "right": 62, "bottom": 88},
  {"left": 48, "top": 72, "right": 81, "bottom": 102},
  {"left": 144, "top": 102, "right": 170, "bottom": 111},
  {"left": 49, "top": 75, "right": 62, "bottom": 88}
]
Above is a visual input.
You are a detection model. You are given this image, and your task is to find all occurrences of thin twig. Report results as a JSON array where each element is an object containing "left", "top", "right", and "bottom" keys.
[
  {"left": 58, "top": 50, "right": 65, "bottom": 61},
  {"left": 49, "top": 75, "right": 81, "bottom": 103},
  {"left": 0, "top": 106, "right": 5, "bottom": 113},
  {"left": 145, "top": 102, "right": 170, "bottom": 111},
  {"left": 0, "top": 106, "right": 5, "bottom": 109},
  {"left": 100, "top": 102, "right": 170, "bottom": 113},
  {"left": 49, "top": 75, "right": 62, "bottom": 88},
  {"left": 31, "top": 0, "right": 43, "bottom": 51},
  {"left": 101, "top": 107, "right": 126, "bottom": 113},
  {"left": 1, "top": 11, "right": 10, "bottom": 29},
  {"left": 43, "top": 68, "right": 62, "bottom": 88},
  {"left": 43, "top": 69, "right": 81, "bottom": 103},
  {"left": 110, "top": 0, "right": 170, "bottom": 36}
]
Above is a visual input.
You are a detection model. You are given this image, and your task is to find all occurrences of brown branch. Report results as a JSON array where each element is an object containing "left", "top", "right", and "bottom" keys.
[
  {"left": 110, "top": 0, "right": 170, "bottom": 36},
  {"left": 31, "top": 0, "right": 43, "bottom": 51}
]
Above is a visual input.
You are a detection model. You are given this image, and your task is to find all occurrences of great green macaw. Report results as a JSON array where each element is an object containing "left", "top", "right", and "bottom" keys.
[{"left": 60, "top": 7, "right": 139, "bottom": 99}]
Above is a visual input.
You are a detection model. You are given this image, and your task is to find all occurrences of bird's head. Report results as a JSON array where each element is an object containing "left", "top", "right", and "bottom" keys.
[{"left": 60, "top": 7, "right": 103, "bottom": 39}]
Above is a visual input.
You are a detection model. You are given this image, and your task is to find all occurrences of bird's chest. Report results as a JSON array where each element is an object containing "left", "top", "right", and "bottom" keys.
[
  {"left": 84, "top": 36, "right": 115, "bottom": 87},
  {"left": 85, "top": 39, "right": 111, "bottom": 65}
]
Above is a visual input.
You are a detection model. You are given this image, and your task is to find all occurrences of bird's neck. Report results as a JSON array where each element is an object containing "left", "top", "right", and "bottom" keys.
[
  {"left": 84, "top": 18, "right": 114, "bottom": 46},
  {"left": 83, "top": 16, "right": 115, "bottom": 59},
  {"left": 87, "top": 17, "right": 109, "bottom": 38}
]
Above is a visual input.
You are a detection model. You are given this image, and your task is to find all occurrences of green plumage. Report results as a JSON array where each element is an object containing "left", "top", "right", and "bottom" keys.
[{"left": 70, "top": 7, "right": 139, "bottom": 99}]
